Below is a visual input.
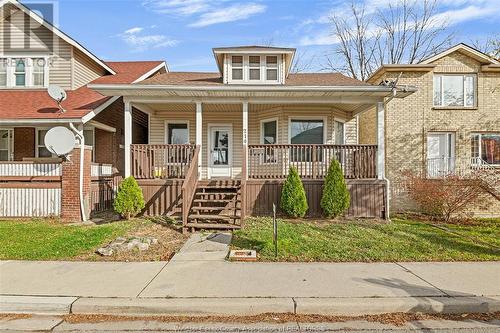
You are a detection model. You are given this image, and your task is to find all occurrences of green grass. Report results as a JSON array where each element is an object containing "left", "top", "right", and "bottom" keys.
[
  {"left": 0, "top": 219, "right": 136, "bottom": 260},
  {"left": 232, "top": 217, "right": 500, "bottom": 262}
]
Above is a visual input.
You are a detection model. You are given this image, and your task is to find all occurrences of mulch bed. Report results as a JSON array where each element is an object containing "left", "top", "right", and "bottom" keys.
[{"left": 62, "top": 312, "right": 500, "bottom": 326}]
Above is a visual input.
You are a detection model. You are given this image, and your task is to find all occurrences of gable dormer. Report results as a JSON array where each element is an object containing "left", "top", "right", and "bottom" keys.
[{"left": 213, "top": 46, "right": 295, "bottom": 85}]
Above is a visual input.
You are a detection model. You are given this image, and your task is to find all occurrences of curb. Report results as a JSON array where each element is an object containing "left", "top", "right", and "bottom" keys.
[{"left": 1, "top": 295, "right": 499, "bottom": 316}]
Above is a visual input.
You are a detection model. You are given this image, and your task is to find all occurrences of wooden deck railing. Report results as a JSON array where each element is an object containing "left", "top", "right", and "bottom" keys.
[
  {"left": 131, "top": 144, "right": 196, "bottom": 179},
  {"left": 181, "top": 145, "right": 200, "bottom": 231},
  {"left": 248, "top": 144, "right": 377, "bottom": 179}
]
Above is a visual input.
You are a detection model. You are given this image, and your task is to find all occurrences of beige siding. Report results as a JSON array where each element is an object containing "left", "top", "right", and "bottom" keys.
[
  {"left": 72, "top": 48, "right": 106, "bottom": 89},
  {"left": 148, "top": 104, "right": 356, "bottom": 179},
  {"left": 0, "top": 8, "right": 73, "bottom": 90}
]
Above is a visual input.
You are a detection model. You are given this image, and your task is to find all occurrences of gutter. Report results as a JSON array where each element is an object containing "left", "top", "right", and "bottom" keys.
[{"left": 69, "top": 122, "right": 87, "bottom": 222}]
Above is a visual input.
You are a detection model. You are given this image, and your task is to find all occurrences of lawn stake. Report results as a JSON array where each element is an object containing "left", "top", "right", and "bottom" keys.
[{"left": 273, "top": 203, "right": 277, "bottom": 258}]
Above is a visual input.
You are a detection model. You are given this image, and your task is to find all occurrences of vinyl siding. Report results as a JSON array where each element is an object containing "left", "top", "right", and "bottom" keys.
[
  {"left": 72, "top": 48, "right": 106, "bottom": 89},
  {"left": 148, "top": 104, "right": 357, "bottom": 179}
]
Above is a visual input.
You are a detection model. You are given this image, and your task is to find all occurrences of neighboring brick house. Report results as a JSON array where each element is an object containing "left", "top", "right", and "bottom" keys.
[{"left": 359, "top": 44, "right": 500, "bottom": 217}]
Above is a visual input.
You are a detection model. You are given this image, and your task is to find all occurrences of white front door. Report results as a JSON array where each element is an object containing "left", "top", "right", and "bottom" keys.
[
  {"left": 209, "top": 125, "right": 232, "bottom": 178},
  {"left": 427, "top": 132, "right": 455, "bottom": 177}
]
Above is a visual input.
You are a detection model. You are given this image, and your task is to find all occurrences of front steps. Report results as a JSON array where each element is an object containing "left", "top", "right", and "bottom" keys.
[{"left": 186, "top": 180, "right": 242, "bottom": 230}]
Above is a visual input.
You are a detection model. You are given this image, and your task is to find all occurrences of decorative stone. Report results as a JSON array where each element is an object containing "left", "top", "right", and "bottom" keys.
[
  {"left": 96, "top": 236, "right": 157, "bottom": 256},
  {"left": 136, "top": 243, "right": 149, "bottom": 251},
  {"left": 96, "top": 247, "right": 114, "bottom": 256}
]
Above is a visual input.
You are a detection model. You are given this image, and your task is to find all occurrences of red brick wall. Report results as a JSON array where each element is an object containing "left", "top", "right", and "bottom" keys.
[
  {"left": 13, "top": 127, "right": 35, "bottom": 160},
  {"left": 61, "top": 146, "right": 92, "bottom": 221},
  {"left": 94, "top": 128, "right": 114, "bottom": 165}
]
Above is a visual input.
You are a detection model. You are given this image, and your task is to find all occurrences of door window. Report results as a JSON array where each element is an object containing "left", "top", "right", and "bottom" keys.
[{"left": 212, "top": 129, "right": 229, "bottom": 165}]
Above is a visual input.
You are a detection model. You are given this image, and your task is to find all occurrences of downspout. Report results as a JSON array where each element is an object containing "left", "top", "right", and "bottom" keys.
[{"left": 69, "top": 122, "right": 87, "bottom": 222}]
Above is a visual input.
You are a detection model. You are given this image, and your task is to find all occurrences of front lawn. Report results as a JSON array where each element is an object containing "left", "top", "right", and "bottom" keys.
[
  {"left": 0, "top": 218, "right": 186, "bottom": 261},
  {"left": 232, "top": 217, "right": 500, "bottom": 262}
]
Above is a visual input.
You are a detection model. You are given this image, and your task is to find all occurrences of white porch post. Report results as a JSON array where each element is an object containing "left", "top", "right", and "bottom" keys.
[
  {"left": 195, "top": 101, "right": 203, "bottom": 178},
  {"left": 242, "top": 101, "right": 248, "bottom": 180},
  {"left": 376, "top": 101, "right": 385, "bottom": 179},
  {"left": 124, "top": 100, "right": 132, "bottom": 177}
]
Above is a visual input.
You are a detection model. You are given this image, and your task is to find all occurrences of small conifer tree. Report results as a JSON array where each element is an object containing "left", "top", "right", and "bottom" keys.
[
  {"left": 320, "top": 160, "right": 350, "bottom": 218},
  {"left": 280, "top": 167, "right": 308, "bottom": 218},
  {"left": 113, "top": 176, "right": 145, "bottom": 219}
]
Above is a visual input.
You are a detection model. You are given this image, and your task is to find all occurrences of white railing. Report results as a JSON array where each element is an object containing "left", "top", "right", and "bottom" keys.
[
  {"left": 427, "top": 157, "right": 497, "bottom": 178},
  {"left": 91, "top": 163, "right": 114, "bottom": 177},
  {"left": 0, "top": 188, "right": 61, "bottom": 217},
  {"left": 0, "top": 162, "right": 62, "bottom": 177}
]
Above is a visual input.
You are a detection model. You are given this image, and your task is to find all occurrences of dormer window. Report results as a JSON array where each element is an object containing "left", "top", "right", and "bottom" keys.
[
  {"left": 266, "top": 56, "right": 278, "bottom": 81},
  {"left": 249, "top": 56, "right": 260, "bottom": 80},
  {"left": 231, "top": 56, "right": 243, "bottom": 80}
]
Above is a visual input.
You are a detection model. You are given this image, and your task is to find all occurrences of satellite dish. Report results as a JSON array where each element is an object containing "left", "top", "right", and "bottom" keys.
[
  {"left": 45, "top": 126, "right": 75, "bottom": 156},
  {"left": 47, "top": 85, "right": 67, "bottom": 113}
]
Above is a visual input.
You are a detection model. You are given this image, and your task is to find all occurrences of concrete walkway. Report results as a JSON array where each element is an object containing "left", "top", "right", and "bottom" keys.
[{"left": 1, "top": 233, "right": 499, "bottom": 316}]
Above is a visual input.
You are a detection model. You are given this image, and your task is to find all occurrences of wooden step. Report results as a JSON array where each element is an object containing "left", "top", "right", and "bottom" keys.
[
  {"left": 195, "top": 192, "right": 237, "bottom": 196},
  {"left": 193, "top": 199, "right": 239, "bottom": 203},
  {"left": 185, "top": 223, "right": 241, "bottom": 229},
  {"left": 198, "top": 185, "right": 240, "bottom": 190},
  {"left": 191, "top": 206, "right": 239, "bottom": 211},
  {"left": 188, "top": 214, "right": 240, "bottom": 220}
]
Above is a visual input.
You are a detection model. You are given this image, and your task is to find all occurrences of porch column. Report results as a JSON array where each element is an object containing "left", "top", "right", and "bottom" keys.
[
  {"left": 242, "top": 101, "right": 248, "bottom": 180},
  {"left": 124, "top": 100, "right": 132, "bottom": 177},
  {"left": 376, "top": 101, "right": 385, "bottom": 179},
  {"left": 195, "top": 101, "right": 202, "bottom": 178}
]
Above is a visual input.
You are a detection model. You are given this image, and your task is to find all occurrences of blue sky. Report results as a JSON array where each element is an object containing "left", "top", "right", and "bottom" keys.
[{"left": 40, "top": 0, "right": 500, "bottom": 71}]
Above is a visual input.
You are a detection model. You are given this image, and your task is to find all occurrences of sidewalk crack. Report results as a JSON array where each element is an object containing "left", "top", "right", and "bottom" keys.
[
  {"left": 396, "top": 262, "right": 451, "bottom": 297},
  {"left": 136, "top": 261, "right": 169, "bottom": 298}
]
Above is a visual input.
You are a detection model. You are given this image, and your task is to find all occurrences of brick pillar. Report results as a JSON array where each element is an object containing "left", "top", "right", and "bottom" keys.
[{"left": 61, "top": 146, "right": 92, "bottom": 221}]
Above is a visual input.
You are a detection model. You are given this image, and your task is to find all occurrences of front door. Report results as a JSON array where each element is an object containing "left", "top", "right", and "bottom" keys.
[
  {"left": 209, "top": 125, "right": 232, "bottom": 178},
  {"left": 427, "top": 132, "right": 455, "bottom": 177}
]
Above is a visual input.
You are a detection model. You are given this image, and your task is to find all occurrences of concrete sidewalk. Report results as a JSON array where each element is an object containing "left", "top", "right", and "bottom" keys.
[{"left": 1, "top": 233, "right": 499, "bottom": 316}]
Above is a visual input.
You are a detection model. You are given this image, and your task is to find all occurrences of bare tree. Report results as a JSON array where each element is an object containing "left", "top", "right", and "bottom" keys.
[
  {"left": 471, "top": 35, "right": 500, "bottom": 60},
  {"left": 325, "top": 0, "right": 454, "bottom": 81},
  {"left": 291, "top": 50, "right": 316, "bottom": 73}
]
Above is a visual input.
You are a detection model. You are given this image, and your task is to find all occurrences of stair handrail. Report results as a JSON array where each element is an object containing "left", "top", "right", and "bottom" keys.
[{"left": 181, "top": 145, "right": 200, "bottom": 232}]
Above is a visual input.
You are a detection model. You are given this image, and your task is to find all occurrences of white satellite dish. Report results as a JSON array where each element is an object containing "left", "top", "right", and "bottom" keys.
[
  {"left": 45, "top": 126, "right": 75, "bottom": 156},
  {"left": 47, "top": 85, "right": 67, "bottom": 113}
]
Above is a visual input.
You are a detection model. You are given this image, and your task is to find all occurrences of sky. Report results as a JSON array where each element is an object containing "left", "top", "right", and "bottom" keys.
[{"left": 31, "top": 0, "right": 500, "bottom": 72}]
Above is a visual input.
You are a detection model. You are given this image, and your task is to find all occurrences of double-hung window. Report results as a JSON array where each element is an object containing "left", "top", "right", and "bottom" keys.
[
  {"left": 261, "top": 119, "right": 278, "bottom": 163},
  {"left": 433, "top": 74, "right": 476, "bottom": 107},
  {"left": 266, "top": 56, "right": 278, "bottom": 81},
  {"left": 471, "top": 133, "right": 500, "bottom": 166},
  {"left": 167, "top": 122, "right": 189, "bottom": 144},
  {"left": 14, "top": 58, "right": 26, "bottom": 87},
  {"left": 231, "top": 56, "right": 243, "bottom": 81},
  {"left": 0, "top": 57, "right": 48, "bottom": 88},
  {"left": 0, "top": 129, "right": 14, "bottom": 161},
  {"left": 334, "top": 120, "right": 345, "bottom": 145},
  {"left": 249, "top": 56, "right": 260, "bottom": 81},
  {"left": 32, "top": 58, "right": 46, "bottom": 87},
  {"left": 37, "top": 128, "right": 94, "bottom": 159},
  {"left": 0, "top": 59, "right": 6, "bottom": 87}
]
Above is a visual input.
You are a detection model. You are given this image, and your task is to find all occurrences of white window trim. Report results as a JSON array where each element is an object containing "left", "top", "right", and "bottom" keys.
[
  {"left": 260, "top": 117, "right": 279, "bottom": 144},
  {"left": 333, "top": 118, "right": 346, "bottom": 145},
  {"left": 164, "top": 120, "right": 190, "bottom": 144},
  {"left": 471, "top": 132, "right": 500, "bottom": 166},
  {"left": 0, "top": 128, "right": 14, "bottom": 161},
  {"left": 227, "top": 54, "right": 282, "bottom": 84},
  {"left": 288, "top": 116, "right": 327, "bottom": 144},
  {"left": 433, "top": 73, "right": 477, "bottom": 108},
  {"left": 1, "top": 56, "right": 50, "bottom": 89}
]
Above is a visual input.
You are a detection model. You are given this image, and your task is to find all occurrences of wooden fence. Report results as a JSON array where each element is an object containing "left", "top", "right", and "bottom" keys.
[
  {"left": 131, "top": 144, "right": 196, "bottom": 179},
  {"left": 248, "top": 144, "right": 377, "bottom": 179},
  {"left": 0, "top": 161, "right": 62, "bottom": 217}
]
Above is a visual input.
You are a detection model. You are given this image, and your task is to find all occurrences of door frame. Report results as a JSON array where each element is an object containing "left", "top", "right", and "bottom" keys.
[
  {"left": 426, "top": 131, "right": 456, "bottom": 177},
  {"left": 207, "top": 123, "right": 233, "bottom": 179}
]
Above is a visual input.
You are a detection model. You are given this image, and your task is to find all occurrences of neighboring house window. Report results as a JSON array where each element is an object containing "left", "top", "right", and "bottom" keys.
[
  {"left": 334, "top": 120, "right": 345, "bottom": 144},
  {"left": 266, "top": 56, "right": 278, "bottom": 81},
  {"left": 290, "top": 119, "right": 324, "bottom": 161},
  {"left": 261, "top": 119, "right": 277, "bottom": 144},
  {"left": 37, "top": 128, "right": 94, "bottom": 158},
  {"left": 471, "top": 133, "right": 500, "bottom": 165},
  {"left": 32, "top": 58, "right": 45, "bottom": 87},
  {"left": 249, "top": 56, "right": 260, "bottom": 80},
  {"left": 0, "top": 59, "right": 6, "bottom": 86},
  {"left": 0, "top": 129, "right": 14, "bottom": 161},
  {"left": 167, "top": 123, "right": 189, "bottom": 144},
  {"left": 433, "top": 74, "right": 476, "bottom": 107},
  {"left": 231, "top": 56, "right": 243, "bottom": 80},
  {"left": 14, "top": 59, "right": 26, "bottom": 87}
]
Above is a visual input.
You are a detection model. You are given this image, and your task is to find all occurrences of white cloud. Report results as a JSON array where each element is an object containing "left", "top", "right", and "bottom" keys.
[
  {"left": 119, "top": 27, "right": 179, "bottom": 52},
  {"left": 143, "top": 0, "right": 266, "bottom": 28},
  {"left": 299, "top": 33, "right": 338, "bottom": 46},
  {"left": 189, "top": 3, "right": 266, "bottom": 27}
]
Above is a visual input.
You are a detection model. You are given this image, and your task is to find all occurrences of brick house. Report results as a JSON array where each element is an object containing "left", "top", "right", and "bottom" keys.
[{"left": 359, "top": 44, "right": 500, "bottom": 217}]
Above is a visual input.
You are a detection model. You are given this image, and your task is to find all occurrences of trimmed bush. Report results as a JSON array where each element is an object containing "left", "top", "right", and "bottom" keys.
[
  {"left": 113, "top": 176, "right": 145, "bottom": 219},
  {"left": 280, "top": 167, "right": 308, "bottom": 218},
  {"left": 321, "top": 160, "right": 350, "bottom": 218}
]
